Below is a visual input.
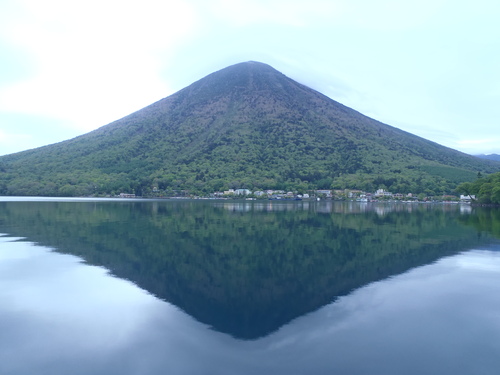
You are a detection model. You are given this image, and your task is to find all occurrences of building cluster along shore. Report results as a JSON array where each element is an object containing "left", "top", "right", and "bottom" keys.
[
  {"left": 209, "top": 188, "right": 475, "bottom": 203},
  {"left": 122, "top": 188, "right": 475, "bottom": 203}
]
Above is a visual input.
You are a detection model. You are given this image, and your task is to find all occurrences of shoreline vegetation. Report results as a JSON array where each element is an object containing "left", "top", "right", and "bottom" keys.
[
  {"left": 4, "top": 171, "right": 500, "bottom": 207},
  {"left": 456, "top": 171, "right": 500, "bottom": 205},
  {"left": 119, "top": 170, "right": 499, "bottom": 207},
  {"left": 57, "top": 190, "right": 480, "bottom": 204},
  {"left": 109, "top": 173, "right": 497, "bottom": 207},
  {"left": 1, "top": 171, "right": 499, "bottom": 207}
]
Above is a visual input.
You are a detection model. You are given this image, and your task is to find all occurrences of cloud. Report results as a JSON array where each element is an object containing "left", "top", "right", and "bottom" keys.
[
  {"left": 209, "top": 0, "right": 343, "bottom": 27},
  {"left": 0, "top": 0, "right": 198, "bottom": 131},
  {"left": 0, "top": 129, "right": 35, "bottom": 156},
  {"left": 207, "top": 0, "right": 445, "bottom": 31},
  {"left": 0, "top": 128, "right": 31, "bottom": 145}
]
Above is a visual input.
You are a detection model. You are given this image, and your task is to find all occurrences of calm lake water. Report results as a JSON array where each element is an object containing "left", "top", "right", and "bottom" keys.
[{"left": 1, "top": 198, "right": 500, "bottom": 374}]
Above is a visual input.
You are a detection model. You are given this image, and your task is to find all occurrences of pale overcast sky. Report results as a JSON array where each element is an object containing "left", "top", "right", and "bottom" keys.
[{"left": 1, "top": 0, "right": 499, "bottom": 156}]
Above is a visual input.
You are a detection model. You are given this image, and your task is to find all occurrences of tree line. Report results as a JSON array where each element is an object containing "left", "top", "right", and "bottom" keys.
[{"left": 456, "top": 172, "right": 500, "bottom": 204}]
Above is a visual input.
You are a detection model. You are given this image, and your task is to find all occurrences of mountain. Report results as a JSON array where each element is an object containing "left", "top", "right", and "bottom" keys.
[
  {"left": 0, "top": 61, "right": 499, "bottom": 197},
  {"left": 475, "top": 154, "right": 500, "bottom": 162}
]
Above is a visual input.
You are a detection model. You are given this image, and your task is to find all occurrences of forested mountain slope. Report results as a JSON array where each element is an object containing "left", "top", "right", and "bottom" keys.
[{"left": 1, "top": 61, "right": 499, "bottom": 196}]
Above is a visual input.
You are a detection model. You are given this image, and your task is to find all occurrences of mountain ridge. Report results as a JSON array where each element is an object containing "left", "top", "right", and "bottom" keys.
[
  {"left": 475, "top": 154, "right": 500, "bottom": 162},
  {"left": 1, "top": 61, "right": 499, "bottom": 196}
]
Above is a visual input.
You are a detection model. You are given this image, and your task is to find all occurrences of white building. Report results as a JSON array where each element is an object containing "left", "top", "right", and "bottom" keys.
[
  {"left": 234, "top": 189, "right": 252, "bottom": 196},
  {"left": 375, "top": 189, "right": 392, "bottom": 197},
  {"left": 460, "top": 194, "right": 476, "bottom": 202}
]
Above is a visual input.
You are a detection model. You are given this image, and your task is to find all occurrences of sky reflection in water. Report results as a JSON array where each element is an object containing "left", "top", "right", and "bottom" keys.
[{"left": 1, "top": 235, "right": 500, "bottom": 375}]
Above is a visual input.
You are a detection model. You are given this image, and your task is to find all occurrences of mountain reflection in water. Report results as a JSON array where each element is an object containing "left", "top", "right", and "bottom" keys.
[
  {"left": 0, "top": 199, "right": 492, "bottom": 339},
  {"left": 2, "top": 234, "right": 500, "bottom": 375}
]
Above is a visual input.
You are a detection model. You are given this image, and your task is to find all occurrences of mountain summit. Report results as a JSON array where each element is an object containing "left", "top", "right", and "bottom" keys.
[{"left": 0, "top": 62, "right": 499, "bottom": 196}]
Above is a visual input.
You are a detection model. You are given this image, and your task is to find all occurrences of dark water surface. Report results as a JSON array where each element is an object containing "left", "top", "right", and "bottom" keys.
[{"left": 1, "top": 198, "right": 500, "bottom": 374}]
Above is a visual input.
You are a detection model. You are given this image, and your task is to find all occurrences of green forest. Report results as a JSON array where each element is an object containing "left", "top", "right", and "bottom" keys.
[
  {"left": 457, "top": 172, "right": 500, "bottom": 204},
  {"left": 1, "top": 62, "right": 499, "bottom": 197}
]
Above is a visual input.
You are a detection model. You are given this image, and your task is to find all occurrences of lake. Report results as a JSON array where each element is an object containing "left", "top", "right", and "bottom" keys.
[{"left": 1, "top": 197, "right": 500, "bottom": 374}]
